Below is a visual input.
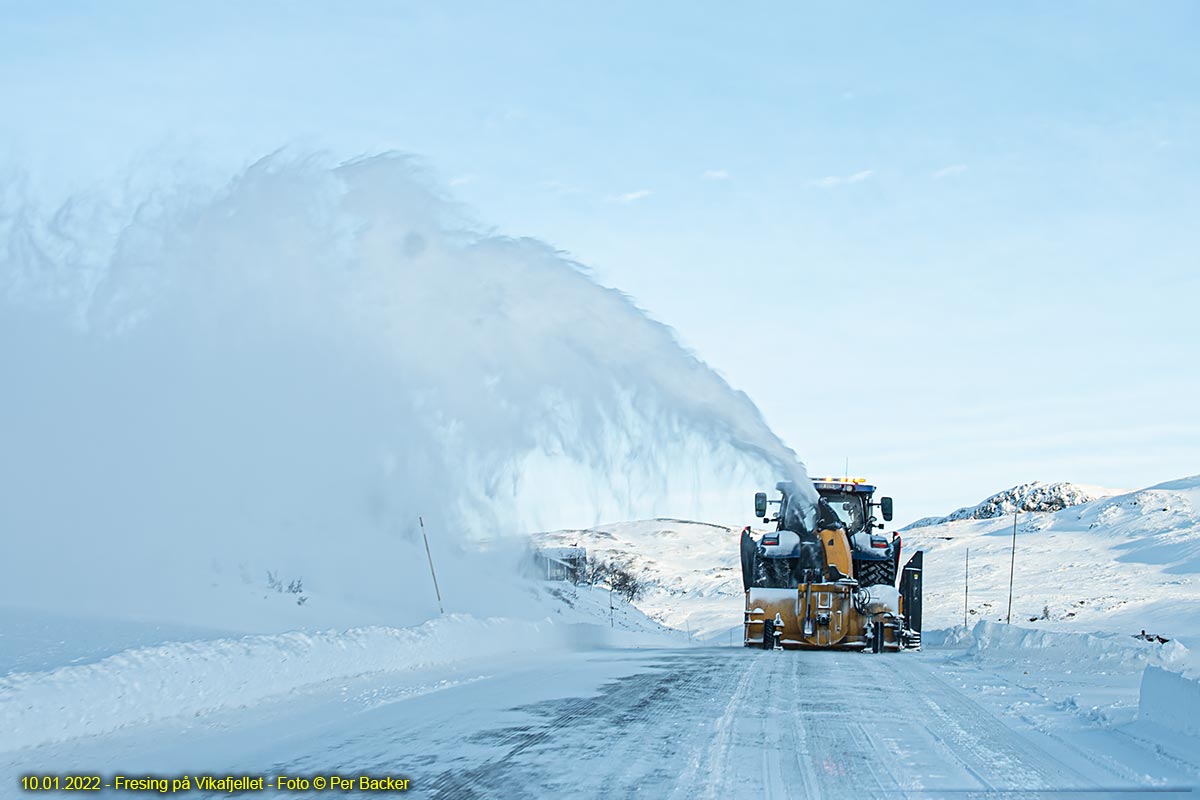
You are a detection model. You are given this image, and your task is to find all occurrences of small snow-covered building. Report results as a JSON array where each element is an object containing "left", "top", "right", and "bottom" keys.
[{"left": 534, "top": 546, "right": 586, "bottom": 583}]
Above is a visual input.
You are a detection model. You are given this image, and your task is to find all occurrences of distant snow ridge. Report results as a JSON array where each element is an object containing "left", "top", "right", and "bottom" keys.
[{"left": 906, "top": 482, "right": 1103, "bottom": 529}]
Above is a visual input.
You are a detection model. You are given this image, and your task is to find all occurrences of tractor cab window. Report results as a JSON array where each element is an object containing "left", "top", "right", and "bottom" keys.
[{"left": 817, "top": 493, "right": 865, "bottom": 534}]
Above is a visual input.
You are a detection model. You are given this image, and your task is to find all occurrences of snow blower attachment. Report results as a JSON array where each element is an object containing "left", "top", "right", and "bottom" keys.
[{"left": 742, "top": 478, "right": 923, "bottom": 652}]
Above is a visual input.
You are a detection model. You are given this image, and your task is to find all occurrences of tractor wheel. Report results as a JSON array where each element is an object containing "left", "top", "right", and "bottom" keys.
[
  {"left": 762, "top": 618, "right": 775, "bottom": 650},
  {"left": 855, "top": 559, "right": 896, "bottom": 588}
]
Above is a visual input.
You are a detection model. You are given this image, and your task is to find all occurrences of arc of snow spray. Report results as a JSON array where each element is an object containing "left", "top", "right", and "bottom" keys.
[{"left": 419, "top": 516, "right": 444, "bottom": 615}]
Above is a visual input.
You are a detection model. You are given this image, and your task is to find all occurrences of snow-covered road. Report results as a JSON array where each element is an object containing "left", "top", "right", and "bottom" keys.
[{"left": 6, "top": 644, "right": 1195, "bottom": 799}]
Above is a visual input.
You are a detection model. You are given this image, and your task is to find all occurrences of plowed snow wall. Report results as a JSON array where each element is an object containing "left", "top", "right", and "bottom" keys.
[{"left": 1138, "top": 666, "right": 1200, "bottom": 736}]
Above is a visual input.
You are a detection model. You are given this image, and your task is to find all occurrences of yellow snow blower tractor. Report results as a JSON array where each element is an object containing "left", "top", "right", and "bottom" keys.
[{"left": 740, "top": 478, "right": 923, "bottom": 652}]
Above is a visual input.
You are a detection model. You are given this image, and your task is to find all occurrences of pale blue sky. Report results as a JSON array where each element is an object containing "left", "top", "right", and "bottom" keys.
[{"left": 2, "top": 1, "right": 1197, "bottom": 522}]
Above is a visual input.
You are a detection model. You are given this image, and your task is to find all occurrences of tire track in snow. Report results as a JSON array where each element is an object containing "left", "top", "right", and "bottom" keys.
[
  {"left": 9, "top": 644, "right": 1184, "bottom": 799},
  {"left": 668, "top": 649, "right": 759, "bottom": 800},
  {"left": 879, "top": 654, "right": 1102, "bottom": 797},
  {"left": 425, "top": 651, "right": 741, "bottom": 799},
  {"left": 200, "top": 647, "right": 1187, "bottom": 799},
  {"left": 420, "top": 647, "right": 1121, "bottom": 798}
]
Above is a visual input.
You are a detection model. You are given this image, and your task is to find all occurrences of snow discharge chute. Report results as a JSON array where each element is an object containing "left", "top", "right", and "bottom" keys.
[{"left": 0, "top": 152, "right": 812, "bottom": 629}]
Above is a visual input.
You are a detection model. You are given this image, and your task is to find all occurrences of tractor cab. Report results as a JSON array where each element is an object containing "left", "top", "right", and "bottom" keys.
[
  {"left": 816, "top": 489, "right": 866, "bottom": 533},
  {"left": 811, "top": 477, "right": 889, "bottom": 532},
  {"left": 811, "top": 478, "right": 900, "bottom": 587},
  {"left": 752, "top": 477, "right": 902, "bottom": 589}
]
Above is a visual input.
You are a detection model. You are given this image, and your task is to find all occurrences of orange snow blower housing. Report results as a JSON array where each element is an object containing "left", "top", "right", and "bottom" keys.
[{"left": 740, "top": 478, "right": 923, "bottom": 652}]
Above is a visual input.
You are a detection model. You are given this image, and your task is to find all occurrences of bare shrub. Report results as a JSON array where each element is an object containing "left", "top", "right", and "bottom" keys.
[{"left": 584, "top": 556, "right": 645, "bottom": 603}]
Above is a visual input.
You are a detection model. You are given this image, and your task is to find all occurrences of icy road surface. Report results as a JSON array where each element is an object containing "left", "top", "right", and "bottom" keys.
[{"left": 5, "top": 647, "right": 1195, "bottom": 800}]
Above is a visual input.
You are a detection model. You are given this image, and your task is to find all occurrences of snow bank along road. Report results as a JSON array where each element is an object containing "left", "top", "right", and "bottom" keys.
[{"left": 5, "top": 644, "right": 1196, "bottom": 800}]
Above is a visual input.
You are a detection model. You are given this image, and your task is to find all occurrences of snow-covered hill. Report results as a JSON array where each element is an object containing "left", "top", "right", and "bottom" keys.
[
  {"left": 532, "top": 520, "right": 744, "bottom": 639},
  {"left": 905, "top": 481, "right": 1120, "bottom": 529},
  {"left": 904, "top": 475, "right": 1200, "bottom": 645}
]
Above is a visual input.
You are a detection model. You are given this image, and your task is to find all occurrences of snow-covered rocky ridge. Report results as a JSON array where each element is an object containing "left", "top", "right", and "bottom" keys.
[{"left": 904, "top": 481, "right": 1120, "bottom": 529}]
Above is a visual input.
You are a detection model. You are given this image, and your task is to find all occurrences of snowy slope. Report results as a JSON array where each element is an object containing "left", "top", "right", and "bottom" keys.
[
  {"left": 904, "top": 475, "right": 1200, "bottom": 647},
  {"left": 532, "top": 520, "right": 745, "bottom": 639}
]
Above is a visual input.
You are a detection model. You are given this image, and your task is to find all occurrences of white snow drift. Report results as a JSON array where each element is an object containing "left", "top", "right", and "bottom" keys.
[
  {"left": 0, "top": 585, "right": 680, "bottom": 754},
  {"left": 0, "top": 616, "right": 549, "bottom": 751}
]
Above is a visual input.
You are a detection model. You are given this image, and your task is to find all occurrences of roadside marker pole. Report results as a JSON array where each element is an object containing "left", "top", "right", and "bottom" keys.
[
  {"left": 419, "top": 516, "right": 444, "bottom": 615},
  {"left": 1006, "top": 512, "right": 1018, "bottom": 624},
  {"left": 964, "top": 548, "right": 969, "bottom": 628}
]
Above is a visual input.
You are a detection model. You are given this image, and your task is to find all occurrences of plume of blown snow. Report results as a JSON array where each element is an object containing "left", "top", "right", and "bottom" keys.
[{"left": 0, "top": 153, "right": 812, "bottom": 631}]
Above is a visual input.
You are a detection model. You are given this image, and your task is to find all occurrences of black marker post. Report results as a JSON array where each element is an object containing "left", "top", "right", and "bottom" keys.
[{"left": 419, "top": 516, "right": 445, "bottom": 615}]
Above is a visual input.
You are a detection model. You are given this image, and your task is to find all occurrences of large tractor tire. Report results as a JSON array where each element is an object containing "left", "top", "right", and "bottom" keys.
[{"left": 854, "top": 558, "right": 896, "bottom": 588}]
